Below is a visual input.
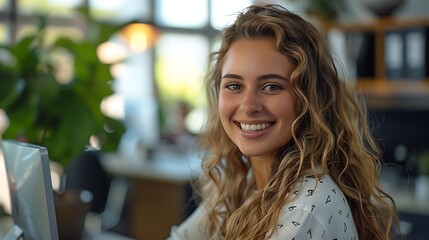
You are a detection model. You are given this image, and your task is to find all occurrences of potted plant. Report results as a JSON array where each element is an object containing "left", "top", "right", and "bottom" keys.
[
  {"left": 304, "top": 0, "right": 347, "bottom": 21},
  {"left": 0, "top": 8, "right": 125, "bottom": 167}
]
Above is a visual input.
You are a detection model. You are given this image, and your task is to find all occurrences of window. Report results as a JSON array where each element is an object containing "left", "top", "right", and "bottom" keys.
[
  {"left": 0, "top": 24, "right": 6, "bottom": 43},
  {"left": 16, "top": 25, "right": 83, "bottom": 45},
  {"left": 18, "top": 0, "right": 83, "bottom": 16},
  {"left": 0, "top": 0, "right": 6, "bottom": 9},
  {"left": 89, "top": 0, "right": 151, "bottom": 23},
  {"left": 155, "top": 33, "right": 209, "bottom": 105},
  {"left": 210, "top": 0, "right": 251, "bottom": 29},
  {"left": 155, "top": 0, "right": 208, "bottom": 28}
]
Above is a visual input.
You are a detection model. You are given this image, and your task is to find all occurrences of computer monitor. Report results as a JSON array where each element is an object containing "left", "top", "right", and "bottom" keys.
[{"left": 1, "top": 140, "right": 59, "bottom": 240}]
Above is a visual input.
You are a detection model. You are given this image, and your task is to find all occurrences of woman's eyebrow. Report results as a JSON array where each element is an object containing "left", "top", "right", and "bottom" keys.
[
  {"left": 221, "top": 73, "right": 289, "bottom": 81},
  {"left": 256, "top": 74, "right": 289, "bottom": 81},
  {"left": 221, "top": 73, "right": 243, "bottom": 80}
]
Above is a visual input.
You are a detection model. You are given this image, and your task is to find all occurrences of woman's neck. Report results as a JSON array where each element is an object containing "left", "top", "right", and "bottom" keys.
[{"left": 249, "top": 155, "right": 274, "bottom": 190}]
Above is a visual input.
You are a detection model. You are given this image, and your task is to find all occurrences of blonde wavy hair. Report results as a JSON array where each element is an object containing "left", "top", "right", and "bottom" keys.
[{"left": 196, "top": 4, "right": 398, "bottom": 240}]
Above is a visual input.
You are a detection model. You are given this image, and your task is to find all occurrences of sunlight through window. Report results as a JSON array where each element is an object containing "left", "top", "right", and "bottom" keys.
[{"left": 156, "top": 0, "right": 208, "bottom": 28}]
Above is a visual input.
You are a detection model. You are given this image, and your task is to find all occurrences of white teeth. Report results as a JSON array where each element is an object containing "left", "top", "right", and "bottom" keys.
[{"left": 240, "top": 123, "right": 271, "bottom": 131}]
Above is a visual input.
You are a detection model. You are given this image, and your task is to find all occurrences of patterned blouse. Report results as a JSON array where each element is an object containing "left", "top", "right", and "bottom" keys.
[{"left": 168, "top": 174, "right": 358, "bottom": 240}]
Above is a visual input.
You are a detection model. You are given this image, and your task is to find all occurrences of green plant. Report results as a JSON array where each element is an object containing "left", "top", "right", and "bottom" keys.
[
  {"left": 417, "top": 150, "right": 429, "bottom": 176},
  {"left": 304, "top": 0, "right": 347, "bottom": 21},
  {"left": 0, "top": 9, "right": 125, "bottom": 166}
]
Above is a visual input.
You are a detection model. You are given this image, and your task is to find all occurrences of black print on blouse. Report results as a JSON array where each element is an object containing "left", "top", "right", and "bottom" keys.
[
  {"left": 279, "top": 176, "right": 356, "bottom": 239},
  {"left": 325, "top": 195, "right": 332, "bottom": 204},
  {"left": 307, "top": 228, "right": 312, "bottom": 239}
]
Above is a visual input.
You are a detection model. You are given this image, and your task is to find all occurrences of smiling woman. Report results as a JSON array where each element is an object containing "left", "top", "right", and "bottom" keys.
[
  {"left": 168, "top": 4, "right": 399, "bottom": 240},
  {"left": 219, "top": 38, "right": 295, "bottom": 176}
]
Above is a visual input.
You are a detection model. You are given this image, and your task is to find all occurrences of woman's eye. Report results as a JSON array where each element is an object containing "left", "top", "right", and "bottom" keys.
[
  {"left": 263, "top": 84, "right": 282, "bottom": 91},
  {"left": 226, "top": 83, "right": 241, "bottom": 91}
]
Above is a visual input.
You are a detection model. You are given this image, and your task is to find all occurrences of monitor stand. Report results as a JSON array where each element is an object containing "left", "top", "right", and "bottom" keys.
[{"left": 4, "top": 225, "right": 23, "bottom": 240}]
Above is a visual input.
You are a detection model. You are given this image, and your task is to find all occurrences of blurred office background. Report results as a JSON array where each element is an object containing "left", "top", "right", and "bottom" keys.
[{"left": 0, "top": 0, "right": 429, "bottom": 239}]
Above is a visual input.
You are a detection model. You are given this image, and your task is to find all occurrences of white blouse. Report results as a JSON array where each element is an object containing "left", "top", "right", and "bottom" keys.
[{"left": 168, "top": 174, "right": 358, "bottom": 240}]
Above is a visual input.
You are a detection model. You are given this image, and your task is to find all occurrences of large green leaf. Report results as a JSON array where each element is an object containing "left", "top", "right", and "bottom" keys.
[
  {"left": 0, "top": 13, "right": 125, "bottom": 167},
  {"left": 42, "top": 94, "right": 97, "bottom": 165},
  {"left": 0, "top": 65, "right": 20, "bottom": 108}
]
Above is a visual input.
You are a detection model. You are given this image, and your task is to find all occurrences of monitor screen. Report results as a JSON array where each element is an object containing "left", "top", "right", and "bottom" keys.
[{"left": 1, "top": 140, "right": 59, "bottom": 240}]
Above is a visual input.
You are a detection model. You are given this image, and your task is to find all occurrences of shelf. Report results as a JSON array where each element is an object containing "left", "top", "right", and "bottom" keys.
[
  {"left": 354, "top": 79, "right": 429, "bottom": 95},
  {"left": 354, "top": 79, "right": 429, "bottom": 110},
  {"left": 323, "top": 16, "right": 429, "bottom": 32},
  {"left": 322, "top": 16, "right": 429, "bottom": 110}
]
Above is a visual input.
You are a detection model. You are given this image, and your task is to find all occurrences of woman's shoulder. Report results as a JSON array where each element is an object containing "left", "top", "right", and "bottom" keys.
[
  {"left": 295, "top": 174, "right": 347, "bottom": 205},
  {"left": 288, "top": 174, "right": 350, "bottom": 214},
  {"left": 272, "top": 174, "right": 358, "bottom": 239}
]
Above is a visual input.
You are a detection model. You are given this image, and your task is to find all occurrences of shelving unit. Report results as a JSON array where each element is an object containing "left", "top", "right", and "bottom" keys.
[{"left": 323, "top": 17, "right": 429, "bottom": 109}]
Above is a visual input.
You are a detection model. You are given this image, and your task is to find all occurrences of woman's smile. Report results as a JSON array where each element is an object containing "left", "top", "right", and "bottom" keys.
[{"left": 238, "top": 122, "right": 273, "bottom": 132}]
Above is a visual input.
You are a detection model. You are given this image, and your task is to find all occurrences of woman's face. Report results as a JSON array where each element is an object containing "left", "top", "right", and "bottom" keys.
[{"left": 219, "top": 38, "right": 295, "bottom": 161}]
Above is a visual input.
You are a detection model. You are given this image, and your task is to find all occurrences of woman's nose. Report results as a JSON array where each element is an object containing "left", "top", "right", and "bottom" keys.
[{"left": 240, "top": 90, "right": 262, "bottom": 114}]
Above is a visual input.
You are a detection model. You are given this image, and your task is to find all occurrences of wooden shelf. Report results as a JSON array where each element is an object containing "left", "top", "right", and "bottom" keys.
[
  {"left": 354, "top": 79, "right": 429, "bottom": 95},
  {"left": 323, "top": 16, "right": 429, "bottom": 32},
  {"left": 323, "top": 17, "right": 429, "bottom": 109},
  {"left": 353, "top": 79, "right": 429, "bottom": 110}
]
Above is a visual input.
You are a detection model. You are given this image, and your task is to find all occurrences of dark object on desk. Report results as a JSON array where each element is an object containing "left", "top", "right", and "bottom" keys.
[
  {"left": 54, "top": 189, "right": 93, "bottom": 240},
  {"left": 65, "top": 150, "right": 111, "bottom": 214},
  {"left": 65, "top": 150, "right": 131, "bottom": 236}
]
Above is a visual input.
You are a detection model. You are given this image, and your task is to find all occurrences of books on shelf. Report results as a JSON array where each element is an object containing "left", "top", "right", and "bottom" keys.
[{"left": 385, "top": 26, "right": 428, "bottom": 80}]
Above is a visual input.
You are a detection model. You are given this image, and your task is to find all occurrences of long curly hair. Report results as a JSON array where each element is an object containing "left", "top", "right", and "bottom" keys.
[{"left": 196, "top": 4, "right": 398, "bottom": 240}]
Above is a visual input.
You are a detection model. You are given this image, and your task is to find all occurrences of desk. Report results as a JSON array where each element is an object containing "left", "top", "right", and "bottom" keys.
[
  {"left": 379, "top": 166, "right": 429, "bottom": 216},
  {"left": 102, "top": 146, "right": 201, "bottom": 240},
  {"left": 379, "top": 170, "right": 429, "bottom": 238},
  {"left": 380, "top": 177, "right": 429, "bottom": 216},
  {"left": 102, "top": 147, "right": 201, "bottom": 184}
]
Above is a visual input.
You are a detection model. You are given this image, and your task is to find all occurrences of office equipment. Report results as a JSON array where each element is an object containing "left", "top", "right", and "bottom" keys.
[
  {"left": 404, "top": 26, "right": 428, "bottom": 79},
  {"left": 385, "top": 28, "right": 406, "bottom": 80},
  {"left": 1, "top": 140, "right": 59, "bottom": 240}
]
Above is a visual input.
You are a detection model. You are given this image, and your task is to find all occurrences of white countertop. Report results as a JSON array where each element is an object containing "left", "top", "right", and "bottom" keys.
[
  {"left": 379, "top": 173, "right": 429, "bottom": 216},
  {"left": 101, "top": 146, "right": 201, "bottom": 184}
]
